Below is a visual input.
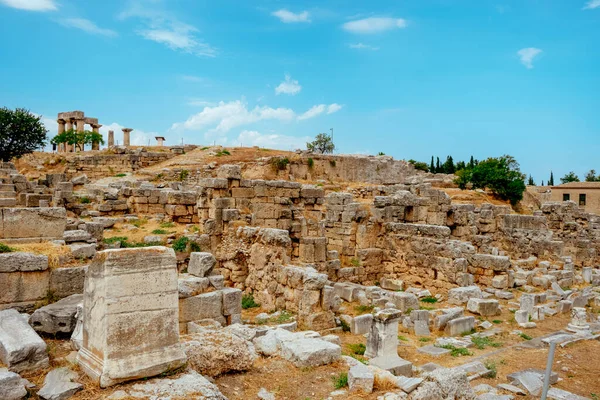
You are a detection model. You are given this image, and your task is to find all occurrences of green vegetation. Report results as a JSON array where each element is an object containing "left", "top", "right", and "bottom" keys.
[
  {"left": 560, "top": 171, "right": 580, "bottom": 184},
  {"left": 377, "top": 152, "right": 385, "bottom": 156},
  {"left": 79, "top": 196, "right": 91, "bottom": 204},
  {"left": 461, "top": 328, "right": 477, "bottom": 336},
  {"left": 329, "top": 160, "right": 336, "bottom": 167},
  {"left": 585, "top": 169, "right": 600, "bottom": 182},
  {"left": 439, "top": 344, "right": 472, "bottom": 357},
  {"left": 172, "top": 236, "right": 190, "bottom": 252},
  {"left": 131, "top": 218, "right": 148, "bottom": 228},
  {"left": 332, "top": 372, "right": 348, "bottom": 389},
  {"left": 103, "top": 237, "right": 150, "bottom": 248},
  {"left": 420, "top": 306, "right": 435, "bottom": 311},
  {"left": 398, "top": 335, "right": 409, "bottom": 342},
  {"left": 0, "top": 107, "right": 48, "bottom": 161},
  {"left": 307, "top": 133, "right": 334, "bottom": 154},
  {"left": 419, "top": 337, "right": 431, "bottom": 342},
  {"left": 519, "top": 333, "right": 532, "bottom": 341},
  {"left": 201, "top": 146, "right": 209, "bottom": 150},
  {"left": 420, "top": 296, "right": 438, "bottom": 304},
  {"left": 241, "top": 293, "right": 260, "bottom": 309},
  {"left": 51, "top": 128, "right": 104, "bottom": 152},
  {"left": 151, "top": 229, "right": 168, "bottom": 235},
  {"left": 115, "top": 173, "right": 127, "bottom": 177},
  {"left": 340, "top": 318, "right": 351, "bottom": 332},
  {"left": 270, "top": 157, "right": 290, "bottom": 171},
  {"left": 354, "top": 305, "right": 375, "bottom": 314},
  {"left": 492, "top": 319, "right": 503, "bottom": 324},
  {"left": 0, "top": 242, "right": 15, "bottom": 253},
  {"left": 347, "top": 343, "right": 366, "bottom": 356},
  {"left": 484, "top": 360, "right": 497, "bottom": 378},
  {"left": 471, "top": 336, "right": 502, "bottom": 350},
  {"left": 189, "top": 242, "right": 202, "bottom": 252},
  {"left": 408, "top": 159, "right": 429, "bottom": 172},
  {"left": 350, "top": 257, "right": 360, "bottom": 267},
  {"left": 307, "top": 157, "right": 314, "bottom": 168},
  {"left": 177, "top": 169, "right": 190, "bottom": 181},
  {"left": 215, "top": 149, "right": 231, "bottom": 157},
  {"left": 273, "top": 310, "right": 293, "bottom": 323},
  {"left": 160, "top": 222, "right": 175, "bottom": 228}
]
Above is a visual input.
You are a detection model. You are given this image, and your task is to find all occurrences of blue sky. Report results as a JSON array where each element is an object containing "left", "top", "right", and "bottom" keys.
[{"left": 0, "top": 0, "right": 598, "bottom": 183}]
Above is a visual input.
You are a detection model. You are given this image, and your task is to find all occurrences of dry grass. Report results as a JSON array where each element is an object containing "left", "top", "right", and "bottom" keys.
[{"left": 12, "top": 242, "right": 83, "bottom": 269}]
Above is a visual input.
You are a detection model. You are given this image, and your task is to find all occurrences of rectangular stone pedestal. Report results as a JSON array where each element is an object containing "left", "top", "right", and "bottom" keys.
[{"left": 77, "top": 247, "right": 186, "bottom": 387}]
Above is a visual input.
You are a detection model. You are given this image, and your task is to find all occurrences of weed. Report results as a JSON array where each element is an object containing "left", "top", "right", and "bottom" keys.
[
  {"left": 461, "top": 328, "right": 477, "bottom": 336},
  {"left": 519, "top": 333, "right": 532, "bottom": 341},
  {"left": 152, "top": 229, "right": 168, "bottom": 235},
  {"left": 172, "top": 237, "right": 190, "bottom": 252},
  {"left": 201, "top": 146, "right": 209, "bottom": 150},
  {"left": 178, "top": 169, "right": 190, "bottom": 181},
  {"left": 332, "top": 372, "right": 348, "bottom": 389},
  {"left": 273, "top": 310, "right": 293, "bottom": 324},
  {"left": 420, "top": 306, "right": 435, "bottom": 310},
  {"left": 348, "top": 343, "right": 366, "bottom": 355},
  {"left": 307, "top": 157, "right": 314, "bottom": 168},
  {"left": 0, "top": 242, "right": 15, "bottom": 253},
  {"left": 350, "top": 257, "right": 361, "bottom": 267},
  {"left": 420, "top": 296, "right": 438, "bottom": 304},
  {"left": 439, "top": 345, "right": 472, "bottom": 357},
  {"left": 492, "top": 320, "right": 503, "bottom": 324},
  {"left": 216, "top": 149, "right": 231, "bottom": 157},
  {"left": 340, "top": 318, "right": 351, "bottom": 332},
  {"left": 471, "top": 336, "right": 502, "bottom": 350},
  {"left": 354, "top": 305, "right": 375, "bottom": 314},
  {"left": 115, "top": 173, "right": 127, "bottom": 177},
  {"left": 241, "top": 294, "right": 260, "bottom": 309},
  {"left": 398, "top": 335, "right": 409, "bottom": 342},
  {"left": 270, "top": 157, "right": 290, "bottom": 171},
  {"left": 189, "top": 241, "right": 202, "bottom": 252},
  {"left": 103, "top": 237, "right": 150, "bottom": 248},
  {"left": 132, "top": 218, "right": 148, "bottom": 228},
  {"left": 329, "top": 160, "right": 336, "bottom": 167},
  {"left": 419, "top": 337, "right": 431, "bottom": 342},
  {"left": 79, "top": 196, "right": 91, "bottom": 204},
  {"left": 160, "top": 222, "right": 175, "bottom": 228},
  {"left": 484, "top": 361, "right": 497, "bottom": 378}
]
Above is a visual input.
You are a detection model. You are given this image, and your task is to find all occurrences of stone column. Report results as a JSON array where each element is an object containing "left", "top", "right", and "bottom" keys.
[
  {"left": 365, "top": 309, "right": 413, "bottom": 376},
  {"left": 108, "top": 130, "right": 114, "bottom": 147},
  {"left": 122, "top": 128, "right": 133, "bottom": 147},
  {"left": 76, "top": 119, "right": 85, "bottom": 152},
  {"left": 65, "top": 120, "right": 74, "bottom": 152},
  {"left": 91, "top": 124, "right": 102, "bottom": 150},
  {"left": 77, "top": 247, "right": 186, "bottom": 387},
  {"left": 57, "top": 119, "right": 65, "bottom": 152}
]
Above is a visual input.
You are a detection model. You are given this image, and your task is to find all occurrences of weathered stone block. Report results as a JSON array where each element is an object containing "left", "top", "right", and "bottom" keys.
[
  {"left": 444, "top": 316, "right": 475, "bottom": 336},
  {"left": 29, "top": 294, "right": 83, "bottom": 335},
  {"left": 188, "top": 252, "right": 216, "bottom": 278},
  {"left": 49, "top": 266, "right": 87, "bottom": 299},
  {"left": 0, "top": 308, "right": 49, "bottom": 373},
  {"left": 466, "top": 298, "right": 500, "bottom": 317}
]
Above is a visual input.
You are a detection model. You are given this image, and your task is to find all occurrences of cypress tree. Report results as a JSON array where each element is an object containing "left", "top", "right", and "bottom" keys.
[
  {"left": 436, "top": 157, "right": 440, "bottom": 173},
  {"left": 430, "top": 156, "right": 435, "bottom": 173},
  {"left": 469, "top": 155, "right": 475, "bottom": 169},
  {"left": 549, "top": 171, "right": 554, "bottom": 186},
  {"left": 527, "top": 175, "right": 535, "bottom": 186}
]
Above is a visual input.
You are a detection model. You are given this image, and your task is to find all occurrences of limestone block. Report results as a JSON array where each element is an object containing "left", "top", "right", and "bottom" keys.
[
  {"left": 37, "top": 367, "right": 83, "bottom": 400},
  {"left": 279, "top": 337, "right": 341, "bottom": 367},
  {"left": 0, "top": 369, "right": 28, "bottom": 400},
  {"left": 221, "top": 288, "right": 242, "bottom": 316},
  {"left": 177, "top": 275, "right": 210, "bottom": 298},
  {"left": 0, "top": 252, "right": 48, "bottom": 272},
  {"left": 29, "top": 294, "right": 83, "bottom": 335},
  {"left": 380, "top": 278, "right": 404, "bottom": 291},
  {"left": 466, "top": 298, "right": 500, "bottom": 317},
  {"left": 63, "top": 230, "right": 92, "bottom": 243},
  {"left": 77, "top": 247, "right": 186, "bottom": 388},
  {"left": 351, "top": 314, "right": 373, "bottom": 335},
  {"left": 388, "top": 292, "right": 419, "bottom": 312},
  {"left": 0, "top": 309, "right": 49, "bottom": 373},
  {"left": 0, "top": 267, "right": 50, "bottom": 311},
  {"left": 348, "top": 362, "right": 374, "bottom": 393},
  {"left": 448, "top": 286, "right": 482, "bottom": 305},
  {"left": 69, "top": 243, "right": 96, "bottom": 259},
  {"left": 179, "top": 291, "right": 223, "bottom": 323},
  {"left": 444, "top": 316, "right": 475, "bottom": 336},
  {"left": 0, "top": 207, "right": 67, "bottom": 239},
  {"left": 188, "top": 252, "right": 216, "bottom": 278},
  {"left": 49, "top": 266, "right": 87, "bottom": 299}
]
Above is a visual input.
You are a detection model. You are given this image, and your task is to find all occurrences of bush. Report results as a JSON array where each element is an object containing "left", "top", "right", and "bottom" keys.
[
  {"left": 0, "top": 242, "right": 15, "bottom": 253},
  {"left": 471, "top": 336, "right": 502, "bottom": 350},
  {"left": 79, "top": 196, "right": 91, "bottom": 204},
  {"left": 103, "top": 237, "right": 149, "bottom": 248},
  {"left": 519, "top": 333, "right": 532, "bottom": 341},
  {"left": 354, "top": 305, "right": 374, "bottom": 314},
  {"left": 348, "top": 343, "right": 366, "bottom": 355},
  {"left": 172, "top": 236, "right": 190, "bottom": 252},
  {"left": 340, "top": 318, "right": 351, "bottom": 332},
  {"left": 307, "top": 157, "right": 314, "bottom": 168},
  {"left": 0, "top": 107, "right": 48, "bottom": 161},
  {"left": 332, "top": 372, "right": 348, "bottom": 389},
  {"left": 408, "top": 159, "right": 429, "bottom": 172},
  {"left": 215, "top": 149, "right": 230, "bottom": 157},
  {"left": 484, "top": 361, "right": 497, "bottom": 378},
  {"left": 241, "top": 293, "right": 260, "bottom": 309},
  {"left": 152, "top": 229, "right": 168, "bottom": 235},
  {"left": 307, "top": 133, "right": 334, "bottom": 154},
  {"left": 270, "top": 157, "right": 290, "bottom": 171},
  {"left": 420, "top": 296, "right": 438, "bottom": 304},
  {"left": 178, "top": 170, "right": 190, "bottom": 181},
  {"left": 115, "top": 173, "right": 127, "bottom": 177},
  {"left": 189, "top": 241, "right": 202, "bottom": 252}
]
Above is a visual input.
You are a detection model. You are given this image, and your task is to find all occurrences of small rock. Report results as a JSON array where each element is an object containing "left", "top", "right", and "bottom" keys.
[{"left": 37, "top": 368, "right": 83, "bottom": 400}]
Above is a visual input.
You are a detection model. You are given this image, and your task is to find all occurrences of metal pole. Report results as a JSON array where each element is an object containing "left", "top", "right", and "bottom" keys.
[{"left": 540, "top": 341, "right": 557, "bottom": 400}]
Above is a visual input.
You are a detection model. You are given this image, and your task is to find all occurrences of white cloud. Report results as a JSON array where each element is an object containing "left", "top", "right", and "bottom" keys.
[
  {"left": 271, "top": 9, "right": 311, "bottom": 23},
  {"left": 99, "top": 122, "right": 158, "bottom": 146},
  {"left": 120, "top": 2, "right": 216, "bottom": 57},
  {"left": 236, "top": 130, "right": 311, "bottom": 150},
  {"left": 349, "top": 42, "right": 380, "bottom": 51},
  {"left": 187, "top": 99, "right": 215, "bottom": 107},
  {"left": 275, "top": 74, "right": 302, "bottom": 96},
  {"left": 517, "top": 47, "right": 542, "bottom": 69},
  {"left": 327, "top": 104, "right": 343, "bottom": 114},
  {"left": 0, "top": 0, "right": 57, "bottom": 11},
  {"left": 170, "top": 100, "right": 295, "bottom": 134},
  {"left": 583, "top": 0, "right": 600, "bottom": 9},
  {"left": 343, "top": 17, "right": 407, "bottom": 34},
  {"left": 59, "top": 18, "right": 118, "bottom": 37}
]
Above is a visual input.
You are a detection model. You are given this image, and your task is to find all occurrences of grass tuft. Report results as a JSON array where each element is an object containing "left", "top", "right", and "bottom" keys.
[
  {"left": 241, "top": 294, "right": 260, "bottom": 309},
  {"left": 332, "top": 372, "right": 348, "bottom": 389}
]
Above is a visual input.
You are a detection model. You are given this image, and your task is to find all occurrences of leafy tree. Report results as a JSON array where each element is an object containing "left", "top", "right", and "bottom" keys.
[
  {"left": 527, "top": 175, "right": 535, "bottom": 186},
  {"left": 442, "top": 156, "right": 455, "bottom": 174},
  {"left": 456, "top": 160, "right": 466, "bottom": 171},
  {"left": 51, "top": 128, "right": 104, "bottom": 152},
  {"left": 306, "top": 133, "right": 334, "bottom": 154},
  {"left": 430, "top": 156, "right": 435, "bottom": 173},
  {"left": 0, "top": 107, "right": 48, "bottom": 161},
  {"left": 454, "top": 155, "right": 526, "bottom": 205},
  {"left": 560, "top": 171, "right": 580, "bottom": 184},
  {"left": 548, "top": 171, "right": 554, "bottom": 186},
  {"left": 584, "top": 169, "right": 600, "bottom": 182}
]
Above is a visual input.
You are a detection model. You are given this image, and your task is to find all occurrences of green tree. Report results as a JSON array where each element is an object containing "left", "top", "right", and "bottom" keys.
[
  {"left": 435, "top": 157, "right": 441, "bottom": 173},
  {"left": 51, "top": 128, "right": 104, "bottom": 152},
  {"left": 469, "top": 156, "right": 475, "bottom": 169},
  {"left": 0, "top": 107, "right": 48, "bottom": 161},
  {"left": 408, "top": 159, "right": 429, "bottom": 172},
  {"left": 527, "top": 175, "right": 535, "bottom": 186},
  {"left": 430, "top": 156, "right": 435, "bottom": 173},
  {"left": 442, "top": 156, "right": 455, "bottom": 174},
  {"left": 560, "top": 171, "right": 580, "bottom": 184},
  {"left": 584, "top": 169, "right": 599, "bottom": 182},
  {"left": 455, "top": 155, "right": 526, "bottom": 205},
  {"left": 456, "top": 160, "right": 466, "bottom": 171},
  {"left": 306, "top": 133, "right": 334, "bottom": 154},
  {"left": 548, "top": 171, "right": 554, "bottom": 186}
]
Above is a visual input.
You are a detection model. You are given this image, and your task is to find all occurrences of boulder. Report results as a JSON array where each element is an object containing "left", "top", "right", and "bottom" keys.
[
  {"left": 0, "top": 309, "right": 49, "bottom": 373},
  {"left": 348, "top": 362, "right": 374, "bottom": 393},
  {"left": 279, "top": 337, "right": 341, "bottom": 368},
  {"left": 37, "top": 367, "right": 83, "bottom": 400},
  {"left": 466, "top": 298, "right": 500, "bottom": 317},
  {"left": 448, "top": 286, "right": 482, "bottom": 305},
  {"left": 188, "top": 252, "right": 217, "bottom": 277},
  {"left": 411, "top": 368, "right": 476, "bottom": 400},
  {"left": 69, "top": 243, "right": 96, "bottom": 259},
  {"left": 29, "top": 294, "right": 83, "bottom": 335},
  {"left": 0, "top": 369, "right": 28, "bottom": 400}
]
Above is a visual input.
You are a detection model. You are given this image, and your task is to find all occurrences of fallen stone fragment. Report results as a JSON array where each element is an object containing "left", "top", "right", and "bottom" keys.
[
  {"left": 279, "top": 336, "right": 341, "bottom": 368},
  {"left": 348, "top": 362, "right": 374, "bottom": 393},
  {"left": 0, "top": 309, "right": 49, "bottom": 373},
  {"left": 417, "top": 345, "right": 451, "bottom": 357},
  {"left": 257, "top": 387, "right": 276, "bottom": 400},
  {"left": 497, "top": 383, "right": 526, "bottom": 395},
  {"left": 0, "top": 369, "right": 28, "bottom": 400},
  {"left": 29, "top": 294, "right": 83, "bottom": 335},
  {"left": 188, "top": 252, "right": 216, "bottom": 277},
  {"left": 395, "top": 376, "right": 423, "bottom": 393},
  {"left": 546, "top": 387, "right": 590, "bottom": 400},
  {"left": 37, "top": 367, "right": 83, "bottom": 400}
]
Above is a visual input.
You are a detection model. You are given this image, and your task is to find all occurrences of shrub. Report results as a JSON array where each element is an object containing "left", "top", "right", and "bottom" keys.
[
  {"left": 178, "top": 170, "right": 190, "bottom": 181},
  {"left": 340, "top": 318, "right": 351, "bottom": 332},
  {"left": 131, "top": 218, "right": 148, "bottom": 228},
  {"left": 172, "top": 236, "right": 190, "bottom": 252},
  {"left": 398, "top": 335, "right": 409, "bottom": 342},
  {"left": 270, "top": 157, "right": 290, "bottom": 171},
  {"left": 189, "top": 242, "right": 202, "bottom": 252},
  {"left": 348, "top": 343, "right": 366, "bottom": 355},
  {"left": 216, "top": 149, "right": 231, "bottom": 157},
  {"left": 354, "top": 305, "right": 374, "bottom": 314},
  {"left": 307, "top": 157, "right": 314, "bottom": 168},
  {"left": 420, "top": 296, "right": 438, "bottom": 304},
  {"left": 471, "top": 336, "right": 502, "bottom": 350},
  {"left": 329, "top": 160, "right": 336, "bottom": 167},
  {"left": 484, "top": 360, "right": 497, "bottom": 378},
  {"left": 274, "top": 310, "right": 293, "bottom": 323},
  {"left": 492, "top": 319, "right": 502, "bottom": 324},
  {"left": 350, "top": 258, "right": 360, "bottom": 267},
  {"left": 241, "top": 293, "right": 260, "bottom": 309},
  {"left": 103, "top": 237, "right": 149, "bottom": 248},
  {"left": 408, "top": 159, "right": 429, "bottom": 172},
  {"left": 79, "top": 196, "right": 91, "bottom": 204},
  {"left": 439, "top": 344, "right": 472, "bottom": 357},
  {"left": 151, "top": 229, "right": 168, "bottom": 235},
  {"left": 332, "top": 372, "right": 348, "bottom": 389},
  {"left": 0, "top": 242, "right": 15, "bottom": 253},
  {"left": 419, "top": 337, "right": 431, "bottom": 342},
  {"left": 378, "top": 152, "right": 385, "bottom": 156}
]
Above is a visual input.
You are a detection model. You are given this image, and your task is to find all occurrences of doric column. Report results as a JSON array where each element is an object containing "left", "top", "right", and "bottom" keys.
[
  {"left": 122, "top": 128, "right": 133, "bottom": 147},
  {"left": 57, "top": 119, "right": 65, "bottom": 152},
  {"left": 91, "top": 124, "right": 102, "bottom": 150},
  {"left": 108, "top": 130, "right": 114, "bottom": 147},
  {"left": 65, "top": 120, "right": 74, "bottom": 152}
]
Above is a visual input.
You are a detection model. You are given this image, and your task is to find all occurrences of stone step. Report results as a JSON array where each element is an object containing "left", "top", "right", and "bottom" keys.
[
  {"left": 0, "top": 184, "right": 15, "bottom": 191},
  {"left": 0, "top": 198, "right": 16, "bottom": 207},
  {"left": 0, "top": 191, "right": 17, "bottom": 198}
]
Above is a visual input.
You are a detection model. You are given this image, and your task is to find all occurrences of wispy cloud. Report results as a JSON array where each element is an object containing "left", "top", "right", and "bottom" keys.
[
  {"left": 349, "top": 42, "right": 380, "bottom": 51},
  {"left": 583, "top": 0, "right": 600, "bottom": 9},
  {"left": 59, "top": 18, "right": 118, "bottom": 37},
  {"left": 343, "top": 17, "right": 407, "bottom": 34},
  {"left": 271, "top": 9, "right": 311, "bottom": 23},
  {"left": 120, "top": 1, "right": 216, "bottom": 57},
  {"left": 100, "top": 122, "right": 157, "bottom": 146},
  {"left": 275, "top": 74, "right": 302, "bottom": 95},
  {"left": 517, "top": 47, "right": 542, "bottom": 69},
  {"left": 298, "top": 103, "right": 343, "bottom": 120},
  {"left": 0, "top": 0, "right": 57, "bottom": 11},
  {"left": 327, "top": 104, "right": 343, "bottom": 114},
  {"left": 186, "top": 99, "right": 216, "bottom": 107}
]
